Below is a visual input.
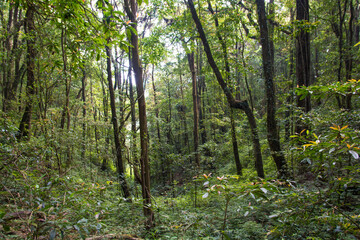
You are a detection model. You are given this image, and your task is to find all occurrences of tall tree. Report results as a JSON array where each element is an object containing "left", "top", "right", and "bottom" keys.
[
  {"left": 18, "top": 4, "right": 36, "bottom": 140},
  {"left": 295, "top": 0, "right": 311, "bottom": 133},
  {"left": 255, "top": 0, "right": 288, "bottom": 178},
  {"left": 105, "top": 45, "right": 131, "bottom": 200},
  {"left": 208, "top": 1, "right": 242, "bottom": 176},
  {"left": 187, "top": 51, "right": 200, "bottom": 167},
  {"left": 124, "top": 0, "right": 154, "bottom": 228},
  {"left": 187, "top": 0, "right": 264, "bottom": 178}
]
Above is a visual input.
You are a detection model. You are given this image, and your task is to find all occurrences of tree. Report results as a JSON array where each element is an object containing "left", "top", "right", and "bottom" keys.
[
  {"left": 255, "top": 0, "right": 288, "bottom": 178},
  {"left": 187, "top": 0, "right": 264, "bottom": 178},
  {"left": 295, "top": 0, "right": 311, "bottom": 134},
  {"left": 124, "top": 0, "right": 154, "bottom": 228},
  {"left": 18, "top": 3, "right": 36, "bottom": 140},
  {"left": 105, "top": 44, "right": 131, "bottom": 200},
  {"left": 187, "top": 51, "right": 200, "bottom": 167}
]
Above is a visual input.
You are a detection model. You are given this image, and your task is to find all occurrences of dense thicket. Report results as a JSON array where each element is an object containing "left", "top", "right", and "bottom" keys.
[{"left": 1, "top": 0, "right": 360, "bottom": 239}]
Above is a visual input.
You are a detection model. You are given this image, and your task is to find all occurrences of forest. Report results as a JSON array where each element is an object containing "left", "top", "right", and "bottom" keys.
[{"left": 1, "top": 0, "right": 360, "bottom": 239}]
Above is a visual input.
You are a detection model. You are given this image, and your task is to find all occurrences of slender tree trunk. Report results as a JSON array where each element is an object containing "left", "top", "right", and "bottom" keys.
[
  {"left": 90, "top": 79, "right": 100, "bottom": 159},
  {"left": 151, "top": 64, "right": 161, "bottom": 142},
  {"left": 18, "top": 5, "right": 36, "bottom": 140},
  {"left": 197, "top": 42, "right": 207, "bottom": 144},
  {"left": 81, "top": 64, "right": 86, "bottom": 161},
  {"left": 100, "top": 65, "right": 109, "bottom": 171},
  {"left": 285, "top": 7, "right": 295, "bottom": 142},
  {"left": 188, "top": 52, "right": 200, "bottom": 167},
  {"left": 178, "top": 58, "right": 190, "bottom": 153},
  {"left": 124, "top": 0, "right": 154, "bottom": 228},
  {"left": 230, "top": 108, "right": 242, "bottom": 176},
  {"left": 105, "top": 45, "right": 131, "bottom": 200},
  {"left": 208, "top": 1, "right": 243, "bottom": 176},
  {"left": 2, "top": 2, "right": 14, "bottom": 112},
  {"left": 239, "top": 31, "right": 254, "bottom": 110},
  {"left": 166, "top": 78, "right": 172, "bottom": 145},
  {"left": 3, "top": 2, "right": 22, "bottom": 112},
  {"left": 128, "top": 49, "right": 138, "bottom": 178},
  {"left": 187, "top": 0, "right": 264, "bottom": 178},
  {"left": 256, "top": 0, "right": 288, "bottom": 178},
  {"left": 344, "top": 0, "right": 354, "bottom": 109}
]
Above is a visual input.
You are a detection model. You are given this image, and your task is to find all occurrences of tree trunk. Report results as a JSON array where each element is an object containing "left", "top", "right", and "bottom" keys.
[
  {"left": 187, "top": 0, "right": 264, "bottom": 178},
  {"left": 105, "top": 45, "right": 131, "bottom": 200},
  {"left": 124, "top": 0, "right": 154, "bottom": 228},
  {"left": 128, "top": 49, "right": 139, "bottom": 180},
  {"left": 285, "top": 7, "right": 295, "bottom": 142},
  {"left": 18, "top": 5, "right": 36, "bottom": 140},
  {"left": 256, "top": 0, "right": 288, "bottom": 178},
  {"left": 166, "top": 78, "right": 172, "bottom": 145},
  {"left": 344, "top": 0, "right": 355, "bottom": 109},
  {"left": 197, "top": 42, "right": 207, "bottom": 145},
  {"left": 100, "top": 64, "right": 109, "bottom": 171},
  {"left": 188, "top": 52, "right": 200, "bottom": 167},
  {"left": 178, "top": 57, "right": 190, "bottom": 153},
  {"left": 151, "top": 64, "right": 161, "bottom": 142},
  {"left": 230, "top": 109, "right": 242, "bottom": 176},
  {"left": 81, "top": 64, "right": 86, "bottom": 161},
  {"left": 295, "top": 0, "right": 311, "bottom": 133},
  {"left": 208, "top": 1, "right": 243, "bottom": 176}
]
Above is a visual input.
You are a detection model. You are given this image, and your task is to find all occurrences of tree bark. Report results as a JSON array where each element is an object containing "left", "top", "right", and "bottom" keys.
[
  {"left": 99, "top": 64, "right": 109, "bottom": 171},
  {"left": 124, "top": 0, "right": 154, "bottom": 228},
  {"left": 295, "top": 0, "right": 311, "bottom": 133},
  {"left": 230, "top": 109, "right": 242, "bottom": 176},
  {"left": 256, "top": 0, "right": 288, "bottom": 178},
  {"left": 151, "top": 64, "right": 161, "bottom": 142},
  {"left": 18, "top": 4, "right": 36, "bottom": 140},
  {"left": 81, "top": 64, "right": 86, "bottom": 161},
  {"left": 188, "top": 52, "right": 200, "bottom": 167},
  {"left": 105, "top": 45, "right": 131, "bottom": 200}
]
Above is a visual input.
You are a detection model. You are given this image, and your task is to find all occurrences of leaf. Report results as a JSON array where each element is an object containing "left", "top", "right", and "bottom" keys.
[
  {"left": 341, "top": 125, "right": 348, "bottom": 131},
  {"left": 222, "top": 231, "right": 232, "bottom": 240},
  {"left": 250, "top": 192, "right": 255, "bottom": 200},
  {"left": 313, "top": 133, "right": 318, "bottom": 139},
  {"left": 260, "top": 188, "right": 268, "bottom": 194},
  {"left": 349, "top": 150, "right": 359, "bottom": 159},
  {"left": 49, "top": 229, "right": 56, "bottom": 240},
  {"left": 269, "top": 214, "right": 279, "bottom": 219},
  {"left": 203, "top": 181, "right": 209, "bottom": 187},
  {"left": 202, "top": 192, "right": 209, "bottom": 198},
  {"left": 77, "top": 218, "right": 88, "bottom": 224},
  {"left": 244, "top": 211, "right": 249, "bottom": 216}
]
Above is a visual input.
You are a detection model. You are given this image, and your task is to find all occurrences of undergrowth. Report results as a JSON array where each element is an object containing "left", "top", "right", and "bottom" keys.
[{"left": 1, "top": 112, "right": 360, "bottom": 239}]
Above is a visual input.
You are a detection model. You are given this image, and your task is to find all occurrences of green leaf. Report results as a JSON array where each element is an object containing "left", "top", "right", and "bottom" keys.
[{"left": 222, "top": 231, "right": 232, "bottom": 240}]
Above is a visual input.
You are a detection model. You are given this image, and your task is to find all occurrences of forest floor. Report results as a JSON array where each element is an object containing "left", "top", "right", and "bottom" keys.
[{"left": 1, "top": 164, "right": 360, "bottom": 240}]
